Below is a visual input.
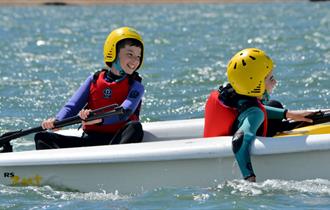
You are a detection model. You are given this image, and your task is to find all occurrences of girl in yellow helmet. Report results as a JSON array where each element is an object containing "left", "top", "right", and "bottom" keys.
[
  {"left": 204, "top": 48, "right": 313, "bottom": 182},
  {"left": 34, "top": 27, "right": 145, "bottom": 149}
]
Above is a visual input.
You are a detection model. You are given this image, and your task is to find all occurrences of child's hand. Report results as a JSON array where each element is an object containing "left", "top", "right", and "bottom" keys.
[
  {"left": 79, "top": 109, "right": 102, "bottom": 126},
  {"left": 286, "top": 110, "right": 314, "bottom": 123},
  {"left": 41, "top": 118, "right": 56, "bottom": 129},
  {"left": 41, "top": 118, "right": 60, "bottom": 131}
]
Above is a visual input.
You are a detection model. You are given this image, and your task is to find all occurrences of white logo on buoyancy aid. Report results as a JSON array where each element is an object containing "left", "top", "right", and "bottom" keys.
[{"left": 103, "top": 87, "right": 112, "bottom": 98}]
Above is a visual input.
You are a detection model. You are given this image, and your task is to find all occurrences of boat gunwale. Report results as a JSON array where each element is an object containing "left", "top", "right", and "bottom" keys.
[{"left": 0, "top": 133, "right": 330, "bottom": 167}]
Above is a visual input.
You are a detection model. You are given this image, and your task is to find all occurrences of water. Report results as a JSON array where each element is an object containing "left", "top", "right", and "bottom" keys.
[{"left": 0, "top": 1, "right": 329, "bottom": 209}]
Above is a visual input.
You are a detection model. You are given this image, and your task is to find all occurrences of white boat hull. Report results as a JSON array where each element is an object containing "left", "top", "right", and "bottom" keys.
[{"left": 0, "top": 118, "right": 329, "bottom": 193}]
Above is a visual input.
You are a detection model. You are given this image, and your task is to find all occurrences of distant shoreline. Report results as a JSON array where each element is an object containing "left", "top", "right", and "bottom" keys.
[{"left": 0, "top": 0, "right": 303, "bottom": 6}]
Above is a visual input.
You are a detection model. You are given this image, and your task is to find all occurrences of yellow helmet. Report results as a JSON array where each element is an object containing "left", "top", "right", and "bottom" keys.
[
  {"left": 103, "top": 27, "right": 144, "bottom": 69},
  {"left": 227, "top": 48, "right": 273, "bottom": 97}
]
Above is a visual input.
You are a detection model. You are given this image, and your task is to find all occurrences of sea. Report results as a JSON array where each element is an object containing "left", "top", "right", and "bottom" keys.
[{"left": 0, "top": 1, "right": 330, "bottom": 209}]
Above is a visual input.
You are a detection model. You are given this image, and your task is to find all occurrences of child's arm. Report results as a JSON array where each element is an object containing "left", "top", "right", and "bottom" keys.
[
  {"left": 55, "top": 75, "right": 93, "bottom": 121},
  {"left": 233, "top": 107, "right": 264, "bottom": 179},
  {"left": 266, "top": 106, "right": 313, "bottom": 123}
]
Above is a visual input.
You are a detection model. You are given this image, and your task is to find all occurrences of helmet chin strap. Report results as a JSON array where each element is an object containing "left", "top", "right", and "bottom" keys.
[
  {"left": 113, "top": 58, "right": 127, "bottom": 77},
  {"left": 261, "top": 91, "right": 270, "bottom": 104}
]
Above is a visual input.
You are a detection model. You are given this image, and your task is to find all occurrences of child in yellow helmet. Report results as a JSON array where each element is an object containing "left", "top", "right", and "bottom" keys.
[
  {"left": 34, "top": 27, "right": 145, "bottom": 149},
  {"left": 204, "top": 48, "right": 313, "bottom": 181}
]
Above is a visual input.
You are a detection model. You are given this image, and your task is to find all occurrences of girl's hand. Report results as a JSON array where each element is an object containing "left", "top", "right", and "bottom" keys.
[
  {"left": 286, "top": 110, "right": 314, "bottom": 123},
  {"left": 41, "top": 118, "right": 59, "bottom": 131},
  {"left": 79, "top": 109, "right": 102, "bottom": 126}
]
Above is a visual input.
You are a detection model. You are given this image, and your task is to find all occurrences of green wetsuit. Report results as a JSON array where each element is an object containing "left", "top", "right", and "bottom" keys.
[{"left": 233, "top": 100, "right": 286, "bottom": 179}]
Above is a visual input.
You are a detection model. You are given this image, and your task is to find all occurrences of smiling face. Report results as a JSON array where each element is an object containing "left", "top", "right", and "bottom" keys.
[{"left": 116, "top": 45, "right": 142, "bottom": 75}]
